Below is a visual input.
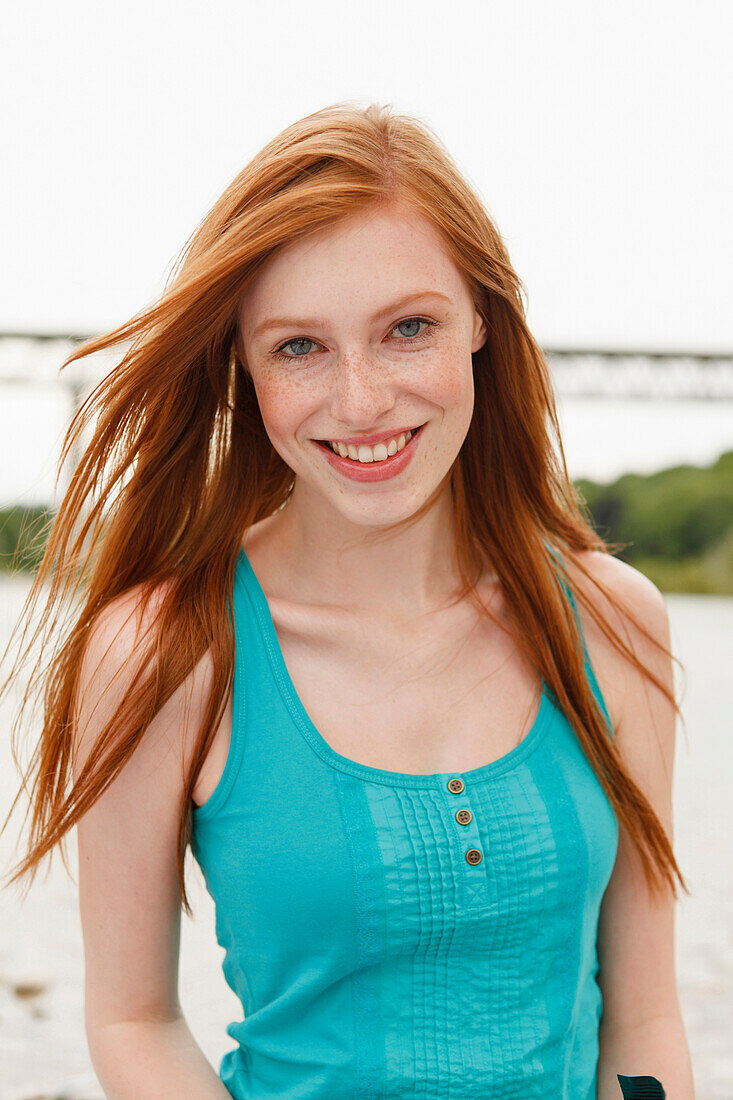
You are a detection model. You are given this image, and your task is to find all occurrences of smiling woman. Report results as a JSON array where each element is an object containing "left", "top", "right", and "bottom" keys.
[
  {"left": 234, "top": 198, "right": 487, "bottom": 523},
  {"left": 0, "top": 101, "right": 694, "bottom": 1099}
]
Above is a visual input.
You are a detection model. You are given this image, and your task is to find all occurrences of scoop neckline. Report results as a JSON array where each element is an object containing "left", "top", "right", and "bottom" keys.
[{"left": 236, "top": 545, "right": 557, "bottom": 789}]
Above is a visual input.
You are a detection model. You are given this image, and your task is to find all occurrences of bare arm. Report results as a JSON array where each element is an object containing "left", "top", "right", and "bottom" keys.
[
  {"left": 88, "top": 1016, "right": 231, "bottom": 1100},
  {"left": 72, "top": 587, "right": 230, "bottom": 1099},
  {"left": 597, "top": 1015, "right": 694, "bottom": 1100}
]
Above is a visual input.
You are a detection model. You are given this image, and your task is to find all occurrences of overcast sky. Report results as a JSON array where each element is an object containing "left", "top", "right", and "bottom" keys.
[{"left": 2, "top": 0, "right": 731, "bottom": 351}]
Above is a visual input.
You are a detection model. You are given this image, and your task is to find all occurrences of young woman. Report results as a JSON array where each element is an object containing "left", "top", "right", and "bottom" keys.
[{"left": 2, "top": 102, "right": 693, "bottom": 1099}]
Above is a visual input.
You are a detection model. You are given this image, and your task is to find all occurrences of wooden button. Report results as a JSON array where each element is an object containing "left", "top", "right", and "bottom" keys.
[
  {"left": 447, "top": 777, "right": 464, "bottom": 794},
  {"left": 465, "top": 848, "right": 483, "bottom": 865},
  {"left": 456, "top": 809, "right": 472, "bottom": 825}
]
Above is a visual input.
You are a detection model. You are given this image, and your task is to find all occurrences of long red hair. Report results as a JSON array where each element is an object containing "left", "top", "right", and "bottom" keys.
[{"left": 0, "top": 100, "right": 688, "bottom": 917}]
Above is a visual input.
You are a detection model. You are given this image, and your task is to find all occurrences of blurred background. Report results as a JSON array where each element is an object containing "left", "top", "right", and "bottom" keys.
[{"left": 1, "top": 1, "right": 731, "bottom": 1097}]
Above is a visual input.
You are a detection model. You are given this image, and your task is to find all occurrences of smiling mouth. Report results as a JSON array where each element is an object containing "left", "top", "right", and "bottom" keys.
[
  {"left": 315, "top": 422, "right": 426, "bottom": 446},
  {"left": 314, "top": 423, "right": 426, "bottom": 461}
]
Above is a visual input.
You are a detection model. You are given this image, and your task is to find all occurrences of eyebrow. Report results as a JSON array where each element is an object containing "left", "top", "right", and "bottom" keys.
[{"left": 251, "top": 290, "right": 452, "bottom": 340}]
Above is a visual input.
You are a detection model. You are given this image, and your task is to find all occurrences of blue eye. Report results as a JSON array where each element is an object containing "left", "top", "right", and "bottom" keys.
[
  {"left": 275, "top": 336, "right": 315, "bottom": 359},
  {"left": 394, "top": 318, "right": 424, "bottom": 339},
  {"left": 272, "top": 317, "right": 438, "bottom": 363}
]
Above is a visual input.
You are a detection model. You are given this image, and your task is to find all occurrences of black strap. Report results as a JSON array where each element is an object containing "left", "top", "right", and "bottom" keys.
[{"left": 617, "top": 1073, "right": 666, "bottom": 1098}]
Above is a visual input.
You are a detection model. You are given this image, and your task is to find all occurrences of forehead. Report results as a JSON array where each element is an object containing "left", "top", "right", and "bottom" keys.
[{"left": 240, "top": 204, "right": 469, "bottom": 333}]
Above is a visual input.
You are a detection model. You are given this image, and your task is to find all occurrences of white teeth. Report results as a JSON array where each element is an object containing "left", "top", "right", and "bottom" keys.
[{"left": 329, "top": 429, "right": 414, "bottom": 462}]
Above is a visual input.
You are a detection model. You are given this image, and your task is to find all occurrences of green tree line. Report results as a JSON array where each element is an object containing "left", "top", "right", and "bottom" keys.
[{"left": 574, "top": 449, "right": 733, "bottom": 594}]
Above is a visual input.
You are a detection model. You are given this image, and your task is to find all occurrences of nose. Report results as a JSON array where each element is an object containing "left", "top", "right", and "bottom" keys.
[{"left": 328, "top": 351, "right": 398, "bottom": 428}]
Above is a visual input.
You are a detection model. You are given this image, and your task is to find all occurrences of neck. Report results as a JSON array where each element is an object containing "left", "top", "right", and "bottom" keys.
[{"left": 246, "top": 479, "right": 475, "bottom": 623}]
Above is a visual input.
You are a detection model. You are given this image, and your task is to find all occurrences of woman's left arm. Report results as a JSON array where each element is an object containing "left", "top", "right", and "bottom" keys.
[
  {"left": 597, "top": 1015, "right": 693, "bottom": 1099},
  {"left": 587, "top": 562, "right": 695, "bottom": 1099}
]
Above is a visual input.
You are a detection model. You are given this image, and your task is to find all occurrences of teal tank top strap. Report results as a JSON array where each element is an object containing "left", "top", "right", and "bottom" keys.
[{"left": 544, "top": 541, "right": 615, "bottom": 740}]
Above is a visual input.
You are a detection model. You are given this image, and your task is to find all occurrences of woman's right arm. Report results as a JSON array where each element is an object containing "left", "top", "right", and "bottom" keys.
[{"left": 72, "top": 588, "right": 231, "bottom": 1099}]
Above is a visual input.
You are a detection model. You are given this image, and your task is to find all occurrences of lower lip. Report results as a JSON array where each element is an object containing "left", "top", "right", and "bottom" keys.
[{"left": 312, "top": 425, "right": 426, "bottom": 482}]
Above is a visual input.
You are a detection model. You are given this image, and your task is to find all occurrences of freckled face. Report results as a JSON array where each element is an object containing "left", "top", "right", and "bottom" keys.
[{"left": 236, "top": 202, "right": 487, "bottom": 528}]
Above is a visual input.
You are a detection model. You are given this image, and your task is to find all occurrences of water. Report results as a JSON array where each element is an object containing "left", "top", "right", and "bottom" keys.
[{"left": 0, "top": 575, "right": 730, "bottom": 1098}]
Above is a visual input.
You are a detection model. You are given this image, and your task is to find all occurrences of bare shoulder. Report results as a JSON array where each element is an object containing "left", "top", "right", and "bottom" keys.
[
  {"left": 73, "top": 579, "right": 217, "bottom": 779},
  {"left": 561, "top": 550, "right": 674, "bottom": 743},
  {"left": 565, "top": 549, "right": 671, "bottom": 659},
  {"left": 566, "top": 549, "right": 670, "bottom": 639},
  {"left": 73, "top": 579, "right": 175, "bottom": 773}
]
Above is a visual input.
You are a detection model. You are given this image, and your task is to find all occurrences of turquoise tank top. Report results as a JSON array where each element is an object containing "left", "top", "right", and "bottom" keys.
[{"left": 190, "top": 546, "right": 619, "bottom": 1099}]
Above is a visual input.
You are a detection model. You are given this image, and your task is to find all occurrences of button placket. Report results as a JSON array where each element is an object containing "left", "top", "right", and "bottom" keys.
[{"left": 443, "top": 776, "right": 489, "bottom": 907}]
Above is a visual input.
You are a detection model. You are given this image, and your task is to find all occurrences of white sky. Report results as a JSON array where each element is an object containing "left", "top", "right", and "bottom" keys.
[{"left": 1, "top": 0, "right": 732, "bottom": 351}]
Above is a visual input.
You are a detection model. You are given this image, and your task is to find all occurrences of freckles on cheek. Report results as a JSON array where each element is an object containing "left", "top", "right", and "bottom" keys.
[
  {"left": 430, "top": 347, "right": 473, "bottom": 405},
  {"left": 254, "top": 372, "right": 312, "bottom": 439}
]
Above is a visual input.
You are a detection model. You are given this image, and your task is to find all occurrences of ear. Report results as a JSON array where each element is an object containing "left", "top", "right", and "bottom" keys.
[
  {"left": 234, "top": 329, "right": 250, "bottom": 376},
  {"left": 471, "top": 310, "right": 488, "bottom": 354}
]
